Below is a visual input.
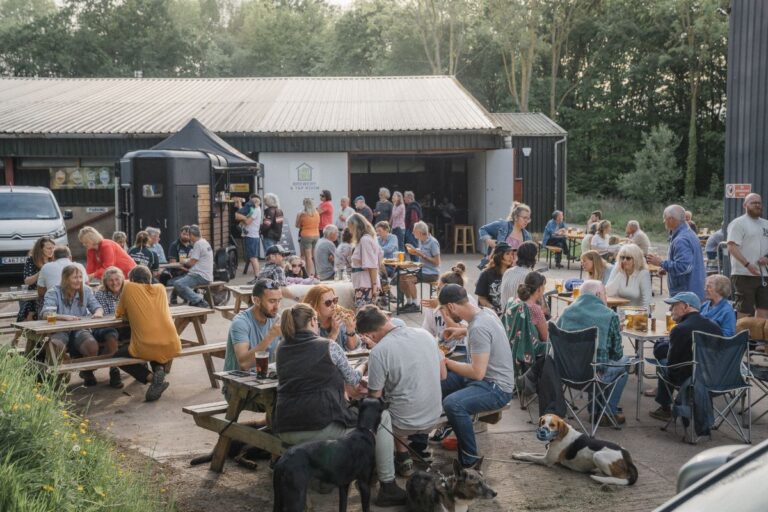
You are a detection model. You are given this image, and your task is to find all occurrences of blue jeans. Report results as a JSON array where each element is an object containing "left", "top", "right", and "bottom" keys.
[
  {"left": 392, "top": 227, "right": 405, "bottom": 252},
  {"left": 441, "top": 372, "right": 513, "bottom": 467},
  {"left": 169, "top": 273, "right": 209, "bottom": 306},
  {"left": 262, "top": 237, "right": 279, "bottom": 252},
  {"left": 596, "top": 356, "right": 629, "bottom": 414}
]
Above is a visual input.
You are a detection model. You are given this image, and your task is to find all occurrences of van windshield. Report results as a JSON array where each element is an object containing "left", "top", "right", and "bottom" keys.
[{"left": 0, "top": 193, "right": 59, "bottom": 220}]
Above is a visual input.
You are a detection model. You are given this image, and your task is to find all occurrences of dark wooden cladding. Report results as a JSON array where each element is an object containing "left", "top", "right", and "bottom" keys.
[
  {"left": 724, "top": 0, "right": 768, "bottom": 224},
  {"left": 510, "top": 136, "right": 567, "bottom": 233}
]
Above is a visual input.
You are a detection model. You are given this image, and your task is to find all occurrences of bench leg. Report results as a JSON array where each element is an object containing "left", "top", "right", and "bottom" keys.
[
  {"left": 192, "top": 318, "right": 219, "bottom": 389},
  {"left": 210, "top": 399, "right": 241, "bottom": 473}
]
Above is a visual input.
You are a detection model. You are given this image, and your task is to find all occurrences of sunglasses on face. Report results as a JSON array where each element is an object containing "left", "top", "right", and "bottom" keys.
[
  {"left": 324, "top": 297, "right": 339, "bottom": 307},
  {"left": 259, "top": 279, "right": 280, "bottom": 290},
  {"left": 620, "top": 256, "right": 633, "bottom": 261}
]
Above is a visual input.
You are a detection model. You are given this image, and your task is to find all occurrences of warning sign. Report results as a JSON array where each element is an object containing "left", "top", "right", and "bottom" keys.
[{"left": 725, "top": 183, "right": 751, "bottom": 199}]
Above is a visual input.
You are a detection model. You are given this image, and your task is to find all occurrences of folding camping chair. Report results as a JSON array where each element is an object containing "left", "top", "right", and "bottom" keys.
[
  {"left": 549, "top": 323, "right": 630, "bottom": 437},
  {"left": 650, "top": 330, "right": 751, "bottom": 444}
]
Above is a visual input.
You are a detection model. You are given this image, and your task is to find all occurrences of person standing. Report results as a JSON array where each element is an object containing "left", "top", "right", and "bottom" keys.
[
  {"left": 436, "top": 284, "right": 515, "bottom": 468},
  {"left": 295, "top": 197, "right": 320, "bottom": 276},
  {"left": 79, "top": 226, "right": 136, "bottom": 280},
  {"left": 336, "top": 196, "right": 356, "bottom": 231},
  {"left": 314, "top": 225, "right": 339, "bottom": 281},
  {"left": 354, "top": 196, "right": 374, "bottom": 223},
  {"left": 542, "top": 210, "right": 569, "bottom": 268},
  {"left": 478, "top": 202, "right": 532, "bottom": 268},
  {"left": 169, "top": 225, "right": 213, "bottom": 308},
  {"left": 647, "top": 204, "right": 705, "bottom": 300},
  {"left": 260, "top": 193, "right": 284, "bottom": 252},
  {"left": 403, "top": 191, "right": 423, "bottom": 259},
  {"left": 235, "top": 193, "right": 262, "bottom": 276},
  {"left": 726, "top": 193, "right": 768, "bottom": 319},
  {"left": 348, "top": 213, "right": 383, "bottom": 308},
  {"left": 317, "top": 190, "right": 334, "bottom": 234},
  {"left": 390, "top": 191, "right": 406, "bottom": 251},
  {"left": 374, "top": 187, "right": 393, "bottom": 225}
]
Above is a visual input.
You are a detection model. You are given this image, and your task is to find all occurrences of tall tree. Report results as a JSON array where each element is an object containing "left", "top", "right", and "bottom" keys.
[{"left": 407, "top": 0, "right": 475, "bottom": 75}]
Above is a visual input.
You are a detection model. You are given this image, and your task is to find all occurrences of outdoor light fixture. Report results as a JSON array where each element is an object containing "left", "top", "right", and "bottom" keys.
[{"left": 522, "top": 147, "right": 532, "bottom": 157}]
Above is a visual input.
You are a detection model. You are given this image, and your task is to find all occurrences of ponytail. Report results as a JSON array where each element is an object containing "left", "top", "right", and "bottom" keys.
[
  {"left": 517, "top": 271, "right": 546, "bottom": 301},
  {"left": 280, "top": 303, "right": 315, "bottom": 340},
  {"left": 439, "top": 262, "right": 466, "bottom": 287}
]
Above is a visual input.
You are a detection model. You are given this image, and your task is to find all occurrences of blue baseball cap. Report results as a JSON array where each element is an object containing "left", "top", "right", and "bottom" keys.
[
  {"left": 354, "top": 195, "right": 365, "bottom": 203},
  {"left": 663, "top": 291, "right": 701, "bottom": 310}
]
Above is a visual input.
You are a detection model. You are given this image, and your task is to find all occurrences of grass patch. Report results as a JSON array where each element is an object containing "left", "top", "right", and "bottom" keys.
[
  {"left": 565, "top": 195, "right": 724, "bottom": 240},
  {"left": 0, "top": 346, "right": 174, "bottom": 512}
]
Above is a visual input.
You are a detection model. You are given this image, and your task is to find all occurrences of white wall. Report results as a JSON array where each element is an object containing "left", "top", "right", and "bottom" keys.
[
  {"left": 485, "top": 149, "right": 515, "bottom": 225},
  {"left": 467, "top": 152, "right": 487, "bottom": 241},
  {"left": 260, "top": 152, "right": 348, "bottom": 245}
]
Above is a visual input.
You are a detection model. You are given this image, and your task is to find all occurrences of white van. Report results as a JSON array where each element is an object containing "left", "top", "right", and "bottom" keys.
[{"left": 0, "top": 186, "right": 72, "bottom": 275}]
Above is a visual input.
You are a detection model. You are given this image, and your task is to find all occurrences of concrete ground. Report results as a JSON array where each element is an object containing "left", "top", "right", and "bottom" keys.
[{"left": 3, "top": 251, "right": 766, "bottom": 511}]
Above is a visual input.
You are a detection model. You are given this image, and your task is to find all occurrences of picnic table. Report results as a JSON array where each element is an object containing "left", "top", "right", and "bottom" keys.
[
  {"left": 186, "top": 350, "right": 370, "bottom": 472},
  {"left": 13, "top": 305, "right": 223, "bottom": 388},
  {"left": 565, "top": 231, "right": 585, "bottom": 263},
  {"left": 383, "top": 259, "right": 425, "bottom": 315},
  {"left": 552, "top": 294, "right": 631, "bottom": 310}
]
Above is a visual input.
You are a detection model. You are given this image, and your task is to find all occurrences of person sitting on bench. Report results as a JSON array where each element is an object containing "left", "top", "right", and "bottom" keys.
[
  {"left": 168, "top": 224, "right": 213, "bottom": 308},
  {"left": 113, "top": 265, "right": 182, "bottom": 402},
  {"left": 41, "top": 264, "right": 104, "bottom": 387},
  {"left": 93, "top": 266, "right": 128, "bottom": 389}
]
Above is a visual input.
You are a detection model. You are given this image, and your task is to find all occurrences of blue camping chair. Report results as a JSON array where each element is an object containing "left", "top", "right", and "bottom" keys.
[{"left": 548, "top": 322, "right": 630, "bottom": 437}]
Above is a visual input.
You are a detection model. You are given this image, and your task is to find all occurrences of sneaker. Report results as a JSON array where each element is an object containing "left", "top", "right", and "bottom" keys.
[
  {"left": 400, "top": 303, "right": 420, "bottom": 313},
  {"left": 145, "top": 367, "right": 169, "bottom": 402},
  {"left": 649, "top": 406, "right": 672, "bottom": 422},
  {"left": 247, "top": 278, "right": 259, "bottom": 285},
  {"left": 79, "top": 371, "right": 97, "bottom": 387},
  {"left": 429, "top": 425, "right": 453, "bottom": 443},
  {"left": 395, "top": 454, "right": 414, "bottom": 478},
  {"left": 109, "top": 368, "right": 124, "bottom": 389},
  {"left": 375, "top": 480, "right": 407, "bottom": 507},
  {"left": 192, "top": 300, "right": 210, "bottom": 309},
  {"left": 594, "top": 412, "right": 626, "bottom": 427}
]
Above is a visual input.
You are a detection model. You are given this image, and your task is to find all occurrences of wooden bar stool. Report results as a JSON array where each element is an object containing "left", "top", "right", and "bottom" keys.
[{"left": 453, "top": 224, "right": 476, "bottom": 254}]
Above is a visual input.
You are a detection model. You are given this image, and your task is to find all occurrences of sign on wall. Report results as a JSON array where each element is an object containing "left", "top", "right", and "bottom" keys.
[
  {"left": 289, "top": 162, "right": 321, "bottom": 193},
  {"left": 725, "top": 183, "right": 752, "bottom": 199},
  {"left": 50, "top": 167, "right": 114, "bottom": 190}
]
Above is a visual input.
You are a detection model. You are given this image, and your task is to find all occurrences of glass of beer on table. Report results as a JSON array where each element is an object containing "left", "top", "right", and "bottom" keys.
[
  {"left": 47, "top": 312, "right": 57, "bottom": 324},
  {"left": 255, "top": 351, "right": 269, "bottom": 378},
  {"left": 666, "top": 312, "right": 676, "bottom": 332},
  {"left": 555, "top": 280, "right": 564, "bottom": 294},
  {"left": 572, "top": 285, "right": 581, "bottom": 298}
]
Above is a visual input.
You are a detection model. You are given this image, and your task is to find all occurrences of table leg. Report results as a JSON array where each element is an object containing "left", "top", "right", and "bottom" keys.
[
  {"left": 395, "top": 267, "right": 403, "bottom": 315},
  {"left": 234, "top": 295, "right": 242, "bottom": 314},
  {"left": 210, "top": 397, "right": 243, "bottom": 473},
  {"left": 635, "top": 337, "right": 643, "bottom": 421},
  {"left": 191, "top": 316, "right": 218, "bottom": 389}
]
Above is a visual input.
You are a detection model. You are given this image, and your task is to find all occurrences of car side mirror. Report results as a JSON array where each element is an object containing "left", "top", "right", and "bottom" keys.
[{"left": 63, "top": 209, "right": 73, "bottom": 220}]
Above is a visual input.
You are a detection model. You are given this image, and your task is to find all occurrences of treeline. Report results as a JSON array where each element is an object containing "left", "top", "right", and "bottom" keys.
[{"left": 0, "top": 0, "right": 729, "bottom": 198}]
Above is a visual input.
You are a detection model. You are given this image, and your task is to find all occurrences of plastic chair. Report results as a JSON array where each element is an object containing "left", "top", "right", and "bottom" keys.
[{"left": 548, "top": 322, "right": 629, "bottom": 437}]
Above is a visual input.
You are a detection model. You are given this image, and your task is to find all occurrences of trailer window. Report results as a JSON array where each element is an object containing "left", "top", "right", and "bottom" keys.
[{"left": 142, "top": 184, "right": 163, "bottom": 198}]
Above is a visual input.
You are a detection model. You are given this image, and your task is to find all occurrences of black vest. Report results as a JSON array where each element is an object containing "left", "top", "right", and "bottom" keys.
[{"left": 273, "top": 330, "right": 357, "bottom": 433}]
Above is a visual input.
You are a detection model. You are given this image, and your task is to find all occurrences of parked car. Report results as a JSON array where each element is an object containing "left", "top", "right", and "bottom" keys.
[
  {"left": 654, "top": 438, "right": 768, "bottom": 511},
  {"left": 0, "top": 186, "right": 72, "bottom": 276}
]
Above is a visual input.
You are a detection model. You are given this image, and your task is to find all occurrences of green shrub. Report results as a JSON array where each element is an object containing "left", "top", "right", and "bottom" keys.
[
  {"left": 0, "top": 347, "right": 173, "bottom": 512},
  {"left": 617, "top": 124, "right": 683, "bottom": 205}
]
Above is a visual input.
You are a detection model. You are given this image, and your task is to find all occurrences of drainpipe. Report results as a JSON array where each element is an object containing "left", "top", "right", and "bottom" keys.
[{"left": 553, "top": 136, "right": 567, "bottom": 212}]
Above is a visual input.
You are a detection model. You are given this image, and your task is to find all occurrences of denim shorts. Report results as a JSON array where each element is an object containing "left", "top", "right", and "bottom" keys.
[{"left": 244, "top": 237, "right": 261, "bottom": 259}]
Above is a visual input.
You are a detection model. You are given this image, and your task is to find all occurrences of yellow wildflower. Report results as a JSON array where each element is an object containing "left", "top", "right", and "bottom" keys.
[
  {"left": 11, "top": 404, "right": 18, "bottom": 412},
  {"left": 77, "top": 485, "right": 84, "bottom": 492},
  {"left": 80, "top": 450, "right": 87, "bottom": 456},
  {"left": 35, "top": 393, "right": 44, "bottom": 401},
  {"left": 41, "top": 484, "right": 54, "bottom": 493}
]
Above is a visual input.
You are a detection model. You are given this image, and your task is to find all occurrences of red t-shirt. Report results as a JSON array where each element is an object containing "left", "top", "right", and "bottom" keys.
[
  {"left": 85, "top": 239, "right": 137, "bottom": 279},
  {"left": 318, "top": 200, "right": 334, "bottom": 230}
]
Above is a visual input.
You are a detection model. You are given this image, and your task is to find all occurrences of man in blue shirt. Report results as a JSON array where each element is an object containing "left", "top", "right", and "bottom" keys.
[
  {"left": 542, "top": 210, "right": 569, "bottom": 268},
  {"left": 647, "top": 204, "right": 705, "bottom": 300}
]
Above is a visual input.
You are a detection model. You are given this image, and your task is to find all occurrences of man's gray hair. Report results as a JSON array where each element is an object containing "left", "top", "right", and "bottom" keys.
[
  {"left": 664, "top": 205, "right": 686, "bottom": 222},
  {"left": 379, "top": 187, "right": 391, "bottom": 199},
  {"left": 580, "top": 279, "right": 604, "bottom": 297},
  {"left": 413, "top": 221, "right": 429, "bottom": 234},
  {"left": 341, "top": 196, "right": 350, "bottom": 203},
  {"left": 627, "top": 220, "right": 640, "bottom": 230},
  {"left": 404, "top": 191, "right": 415, "bottom": 200},
  {"left": 146, "top": 227, "right": 161, "bottom": 237},
  {"left": 188, "top": 224, "right": 202, "bottom": 238},
  {"left": 264, "top": 193, "right": 280, "bottom": 208},
  {"left": 53, "top": 245, "right": 71, "bottom": 259},
  {"left": 323, "top": 224, "right": 338, "bottom": 237}
]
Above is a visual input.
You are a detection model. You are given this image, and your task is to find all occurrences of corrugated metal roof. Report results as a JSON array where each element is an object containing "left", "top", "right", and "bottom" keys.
[
  {"left": 490, "top": 112, "right": 567, "bottom": 136},
  {"left": 0, "top": 76, "right": 499, "bottom": 136}
]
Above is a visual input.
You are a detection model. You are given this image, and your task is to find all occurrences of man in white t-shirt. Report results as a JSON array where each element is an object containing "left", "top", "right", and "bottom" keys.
[
  {"left": 170, "top": 224, "right": 214, "bottom": 308},
  {"left": 37, "top": 246, "right": 87, "bottom": 299},
  {"left": 727, "top": 193, "right": 768, "bottom": 318},
  {"left": 235, "top": 194, "right": 262, "bottom": 276},
  {"left": 356, "top": 305, "right": 445, "bottom": 478},
  {"left": 336, "top": 196, "right": 356, "bottom": 230}
]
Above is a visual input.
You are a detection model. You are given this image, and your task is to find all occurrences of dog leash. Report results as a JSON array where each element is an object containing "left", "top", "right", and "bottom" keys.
[{"left": 377, "top": 423, "right": 446, "bottom": 477}]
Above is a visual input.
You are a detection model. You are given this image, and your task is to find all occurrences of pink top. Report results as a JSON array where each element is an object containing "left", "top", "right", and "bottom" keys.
[
  {"left": 390, "top": 203, "right": 405, "bottom": 230},
  {"left": 351, "top": 234, "right": 382, "bottom": 289},
  {"left": 318, "top": 200, "right": 334, "bottom": 230},
  {"left": 527, "top": 301, "right": 545, "bottom": 326}
]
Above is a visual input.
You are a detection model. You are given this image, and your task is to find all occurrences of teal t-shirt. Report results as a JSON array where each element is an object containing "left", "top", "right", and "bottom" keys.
[{"left": 224, "top": 308, "right": 279, "bottom": 371}]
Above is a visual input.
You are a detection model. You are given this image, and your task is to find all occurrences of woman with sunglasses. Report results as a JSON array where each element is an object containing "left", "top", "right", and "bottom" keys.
[
  {"left": 606, "top": 243, "right": 651, "bottom": 308},
  {"left": 303, "top": 284, "right": 361, "bottom": 351}
]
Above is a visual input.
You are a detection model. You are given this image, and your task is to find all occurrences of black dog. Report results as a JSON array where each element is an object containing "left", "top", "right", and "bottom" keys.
[{"left": 272, "top": 397, "right": 384, "bottom": 512}]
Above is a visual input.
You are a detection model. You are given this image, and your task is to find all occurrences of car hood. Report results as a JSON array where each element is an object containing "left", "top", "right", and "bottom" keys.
[{"left": 0, "top": 218, "right": 64, "bottom": 238}]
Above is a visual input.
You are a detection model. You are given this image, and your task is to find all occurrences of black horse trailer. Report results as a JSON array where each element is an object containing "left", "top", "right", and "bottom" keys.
[{"left": 117, "top": 119, "right": 263, "bottom": 286}]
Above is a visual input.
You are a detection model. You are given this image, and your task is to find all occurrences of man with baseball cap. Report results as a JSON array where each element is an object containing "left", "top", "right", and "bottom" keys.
[
  {"left": 256, "top": 245, "right": 300, "bottom": 301},
  {"left": 354, "top": 195, "right": 374, "bottom": 223},
  {"left": 649, "top": 291, "right": 722, "bottom": 423},
  {"left": 437, "top": 284, "right": 515, "bottom": 468}
]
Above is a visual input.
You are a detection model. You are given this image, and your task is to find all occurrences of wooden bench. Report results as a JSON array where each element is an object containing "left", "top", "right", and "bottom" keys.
[
  {"left": 542, "top": 245, "right": 564, "bottom": 269},
  {"left": 214, "top": 304, "right": 236, "bottom": 320},
  {"left": 166, "top": 281, "right": 228, "bottom": 306},
  {"left": 55, "top": 341, "right": 227, "bottom": 375}
]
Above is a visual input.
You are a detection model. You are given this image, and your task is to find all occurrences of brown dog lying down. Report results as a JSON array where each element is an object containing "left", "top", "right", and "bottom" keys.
[{"left": 512, "top": 414, "right": 638, "bottom": 485}]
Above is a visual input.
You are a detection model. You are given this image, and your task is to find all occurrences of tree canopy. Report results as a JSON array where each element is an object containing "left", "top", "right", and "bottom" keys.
[{"left": 0, "top": 0, "right": 729, "bottom": 198}]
